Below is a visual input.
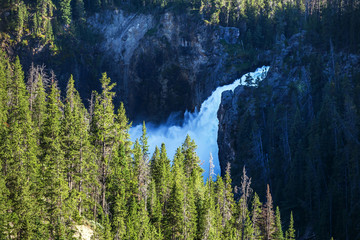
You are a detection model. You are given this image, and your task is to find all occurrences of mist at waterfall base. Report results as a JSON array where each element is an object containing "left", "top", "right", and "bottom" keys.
[{"left": 129, "top": 66, "right": 270, "bottom": 179}]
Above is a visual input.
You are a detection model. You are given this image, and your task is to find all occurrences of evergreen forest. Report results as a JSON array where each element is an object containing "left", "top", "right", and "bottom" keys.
[
  {"left": 0, "top": 0, "right": 360, "bottom": 239},
  {"left": 0, "top": 54, "right": 294, "bottom": 239},
  {"left": 0, "top": 0, "right": 359, "bottom": 52}
]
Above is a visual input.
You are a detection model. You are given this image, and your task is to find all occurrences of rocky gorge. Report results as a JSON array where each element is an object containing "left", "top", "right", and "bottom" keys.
[
  {"left": 217, "top": 31, "right": 360, "bottom": 238},
  {"left": 4, "top": 5, "right": 360, "bottom": 238},
  {"left": 86, "top": 9, "right": 250, "bottom": 123}
]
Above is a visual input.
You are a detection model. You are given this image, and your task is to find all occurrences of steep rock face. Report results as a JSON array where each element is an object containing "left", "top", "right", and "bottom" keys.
[
  {"left": 217, "top": 31, "right": 360, "bottom": 239},
  {"left": 89, "top": 10, "right": 241, "bottom": 122},
  {"left": 217, "top": 86, "right": 244, "bottom": 173},
  {"left": 218, "top": 31, "right": 360, "bottom": 183},
  {"left": 218, "top": 31, "right": 313, "bottom": 183}
]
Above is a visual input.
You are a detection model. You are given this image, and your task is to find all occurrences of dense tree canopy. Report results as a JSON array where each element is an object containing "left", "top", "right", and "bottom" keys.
[
  {"left": 0, "top": 53, "right": 293, "bottom": 239},
  {"left": 0, "top": 0, "right": 359, "bottom": 55},
  {"left": 0, "top": 0, "right": 358, "bottom": 238}
]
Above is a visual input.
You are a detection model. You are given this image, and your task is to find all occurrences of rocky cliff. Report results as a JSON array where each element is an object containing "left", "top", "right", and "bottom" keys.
[
  {"left": 87, "top": 9, "right": 246, "bottom": 122},
  {"left": 6, "top": 7, "right": 258, "bottom": 123},
  {"left": 217, "top": 31, "right": 360, "bottom": 238},
  {"left": 218, "top": 31, "right": 360, "bottom": 181}
]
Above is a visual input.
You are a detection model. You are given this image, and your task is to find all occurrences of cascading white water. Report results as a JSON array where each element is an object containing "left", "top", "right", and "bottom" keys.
[{"left": 129, "top": 66, "right": 270, "bottom": 178}]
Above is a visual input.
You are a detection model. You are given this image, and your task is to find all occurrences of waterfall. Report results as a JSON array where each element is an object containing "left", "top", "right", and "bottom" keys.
[{"left": 129, "top": 66, "right": 270, "bottom": 178}]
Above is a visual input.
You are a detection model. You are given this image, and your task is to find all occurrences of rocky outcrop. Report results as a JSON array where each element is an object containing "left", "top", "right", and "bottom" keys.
[
  {"left": 74, "top": 225, "right": 93, "bottom": 240},
  {"left": 88, "top": 11, "right": 154, "bottom": 65},
  {"left": 217, "top": 32, "right": 313, "bottom": 178},
  {"left": 217, "top": 30, "right": 360, "bottom": 179},
  {"left": 217, "top": 86, "right": 244, "bottom": 174},
  {"left": 217, "top": 31, "right": 360, "bottom": 238},
  {"left": 88, "top": 10, "right": 245, "bottom": 122}
]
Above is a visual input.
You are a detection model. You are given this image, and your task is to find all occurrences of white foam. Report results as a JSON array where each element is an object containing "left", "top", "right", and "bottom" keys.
[{"left": 129, "top": 66, "right": 270, "bottom": 178}]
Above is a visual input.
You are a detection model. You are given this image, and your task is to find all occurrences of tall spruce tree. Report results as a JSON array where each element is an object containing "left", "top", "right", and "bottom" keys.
[
  {"left": 251, "top": 193, "right": 262, "bottom": 240},
  {"left": 218, "top": 163, "right": 235, "bottom": 236},
  {"left": 285, "top": 212, "right": 295, "bottom": 240},
  {"left": 59, "top": 0, "right": 72, "bottom": 25},
  {"left": 126, "top": 198, "right": 156, "bottom": 239},
  {"left": 41, "top": 80, "right": 71, "bottom": 238},
  {"left": 201, "top": 179, "right": 221, "bottom": 239},
  {"left": 0, "top": 164, "right": 10, "bottom": 239},
  {"left": 0, "top": 53, "right": 10, "bottom": 236},
  {"left": 0, "top": 50, "right": 9, "bottom": 134},
  {"left": 237, "top": 166, "right": 252, "bottom": 238},
  {"left": 108, "top": 102, "right": 132, "bottom": 239},
  {"left": 91, "top": 72, "right": 116, "bottom": 214},
  {"left": 181, "top": 135, "right": 203, "bottom": 238},
  {"left": 136, "top": 122, "right": 150, "bottom": 205},
  {"left": 262, "top": 184, "right": 275, "bottom": 240},
  {"left": 148, "top": 178, "right": 163, "bottom": 236},
  {"left": 1, "top": 57, "right": 40, "bottom": 239},
  {"left": 27, "top": 64, "right": 47, "bottom": 142},
  {"left": 273, "top": 206, "right": 284, "bottom": 240},
  {"left": 63, "top": 75, "right": 98, "bottom": 219},
  {"left": 165, "top": 148, "right": 187, "bottom": 239},
  {"left": 159, "top": 143, "right": 171, "bottom": 204},
  {"left": 150, "top": 143, "right": 171, "bottom": 205}
]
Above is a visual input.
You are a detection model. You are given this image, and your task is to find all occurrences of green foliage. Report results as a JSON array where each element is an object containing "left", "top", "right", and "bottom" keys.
[
  {"left": 63, "top": 75, "right": 98, "bottom": 220},
  {"left": 285, "top": 212, "right": 295, "bottom": 240},
  {"left": 140, "top": 121, "right": 149, "bottom": 159},
  {"left": 1, "top": 56, "right": 41, "bottom": 239},
  {"left": 91, "top": 72, "right": 117, "bottom": 213},
  {"left": 251, "top": 193, "right": 262, "bottom": 239},
  {"left": 273, "top": 206, "right": 284, "bottom": 240},
  {"left": 41, "top": 80, "right": 73, "bottom": 238},
  {"left": 0, "top": 58, "right": 294, "bottom": 239},
  {"left": 16, "top": 1, "right": 28, "bottom": 41},
  {"left": 0, "top": 0, "right": 358, "bottom": 239},
  {"left": 59, "top": 0, "right": 72, "bottom": 25}
]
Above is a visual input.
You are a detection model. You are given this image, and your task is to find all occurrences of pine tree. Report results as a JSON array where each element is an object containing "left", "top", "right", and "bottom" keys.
[
  {"left": 112, "top": 193, "right": 127, "bottom": 239},
  {"left": 262, "top": 184, "right": 275, "bottom": 240},
  {"left": 150, "top": 146, "right": 161, "bottom": 181},
  {"left": 59, "top": 0, "right": 72, "bottom": 25},
  {"left": 63, "top": 75, "right": 97, "bottom": 219},
  {"left": 273, "top": 206, "right": 284, "bottom": 240},
  {"left": 1, "top": 56, "right": 40, "bottom": 239},
  {"left": 148, "top": 178, "right": 163, "bottom": 236},
  {"left": 159, "top": 143, "right": 171, "bottom": 203},
  {"left": 27, "top": 64, "right": 47, "bottom": 140},
  {"left": 140, "top": 121, "right": 149, "bottom": 160},
  {"left": 109, "top": 102, "right": 132, "bottom": 239},
  {"left": 166, "top": 147, "right": 184, "bottom": 238},
  {"left": 238, "top": 166, "right": 252, "bottom": 238},
  {"left": 41, "top": 80, "right": 71, "bottom": 238},
  {"left": 136, "top": 122, "right": 150, "bottom": 205},
  {"left": 126, "top": 198, "right": 155, "bottom": 239},
  {"left": 132, "top": 139, "right": 142, "bottom": 200},
  {"left": 182, "top": 136, "right": 203, "bottom": 239},
  {"left": 285, "top": 212, "right": 295, "bottom": 240},
  {"left": 149, "top": 146, "right": 163, "bottom": 231},
  {"left": 201, "top": 179, "right": 221, "bottom": 239},
  {"left": 243, "top": 211, "right": 254, "bottom": 239},
  {"left": 91, "top": 72, "right": 116, "bottom": 214},
  {"left": 217, "top": 162, "right": 235, "bottom": 236},
  {"left": 251, "top": 193, "right": 262, "bottom": 240},
  {"left": 16, "top": 1, "right": 28, "bottom": 41},
  {"left": 115, "top": 102, "right": 132, "bottom": 156},
  {"left": 182, "top": 135, "right": 203, "bottom": 180},
  {"left": 150, "top": 143, "right": 171, "bottom": 205},
  {"left": 0, "top": 50, "right": 9, "bottom": 133},
  {"left": 0, "top": 164, "right": 10, "bottom": 239}
]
